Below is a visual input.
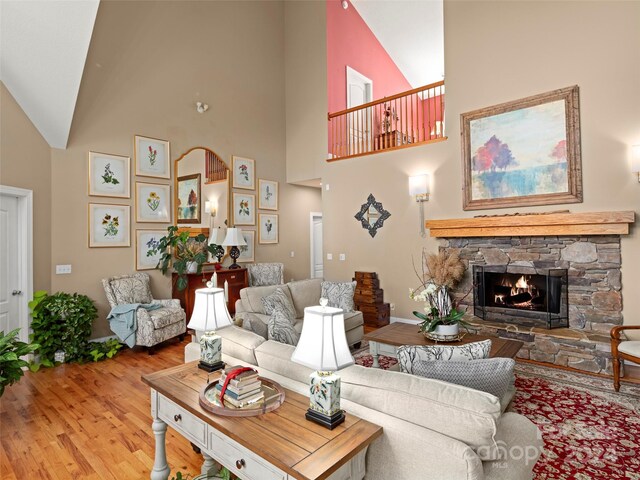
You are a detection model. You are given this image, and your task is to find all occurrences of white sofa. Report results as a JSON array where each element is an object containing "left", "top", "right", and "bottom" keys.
[{"left": 185, "top": 329, "right": 543, "bottom": 480}]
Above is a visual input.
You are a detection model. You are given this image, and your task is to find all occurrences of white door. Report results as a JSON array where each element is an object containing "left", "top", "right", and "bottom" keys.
[
  {"left": 346, "top": 66, "right": 373, "bottom": 155},
  {"left": 310, "top": 213, "right": 323, "bottom": 279},
  {"left": 0, "top": 195, "right": 20, "bottom": 336}
]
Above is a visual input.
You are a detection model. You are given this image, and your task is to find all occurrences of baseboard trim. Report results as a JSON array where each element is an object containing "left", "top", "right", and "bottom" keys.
[
  {"left": 390, "top": 316, "right": 419, "bottom": 325},
  {"left": 90, "top": 334, "right": 118, "bottom": 343}
]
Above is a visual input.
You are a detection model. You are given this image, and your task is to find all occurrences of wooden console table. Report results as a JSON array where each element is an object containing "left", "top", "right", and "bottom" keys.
[
  {"left": 142, "top": 362, "right": 382, "bottom": 480},
  {"left": 173, "top": 268, "right": 248, "bottom": 318}
]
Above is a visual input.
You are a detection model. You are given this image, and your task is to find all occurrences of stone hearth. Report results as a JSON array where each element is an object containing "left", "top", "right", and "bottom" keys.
[{"left": 441, "top": 235, "right": 623, "bottom": 375}]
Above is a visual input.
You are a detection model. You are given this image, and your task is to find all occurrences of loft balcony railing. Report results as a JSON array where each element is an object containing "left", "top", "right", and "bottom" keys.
[{"left": 328, "top": 80, "right": 445, "bottom": 161}]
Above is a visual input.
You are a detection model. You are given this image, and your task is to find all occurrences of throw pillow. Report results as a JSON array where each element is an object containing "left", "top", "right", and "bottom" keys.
[
  {"left": 397, "top": 339, "right": 492, "bottom": 374},
  {"left": 267, "top": 309, "right": 300, "bottom": 346},
  {"left": 241, "top": 313, "right": 269, "bottom": 340},
  {"left": 411, "top": 358, "right": 515, "bottom": 399},
  {"left": 261, "top": 288, "right": 297, "bottom": 320},
  {"left": 110, "top": 275, "right": 152, "bottom": 305},
  {"left": 321, "top": 281, "right": 356, "bottom": 312}
]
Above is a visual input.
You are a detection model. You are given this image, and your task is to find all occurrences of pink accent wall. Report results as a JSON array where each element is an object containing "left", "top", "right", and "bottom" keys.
[
  {"left": 327, "top": 0, "right": 443, "bottom": 155},
  {"left": 327, "top": 0, "right": 412, "bottom": 115}
]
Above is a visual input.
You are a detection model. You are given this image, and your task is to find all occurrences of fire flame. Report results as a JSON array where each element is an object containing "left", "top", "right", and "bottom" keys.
[{"left": 514, "top": 276, "right": 529, "bottom": 289}]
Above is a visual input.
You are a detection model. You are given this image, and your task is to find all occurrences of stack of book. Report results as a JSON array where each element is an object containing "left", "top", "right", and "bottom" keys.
[{"left": 215, "top": 365, "right": 264, "bottom": 408}]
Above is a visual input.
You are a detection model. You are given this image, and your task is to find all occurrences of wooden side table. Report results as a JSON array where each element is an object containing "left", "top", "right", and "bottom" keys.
[
  {"left": 172, "top": 267, "right": 248, "bottom": 319},
  {"left": 142, "top": 362, "right": 382, "bottom": 480}
]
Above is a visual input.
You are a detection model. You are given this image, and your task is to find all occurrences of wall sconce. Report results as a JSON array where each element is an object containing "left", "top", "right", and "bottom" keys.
[
  {"left": 196, "top": 102, "right": 209, "bottom": 113},
  {"left": 204, "top": 200, "right": 217, "bottom": 217},
  {"left": 409, "top": 174, "right": 430, "bottom": 237},
  {"left": 632, "top": 145, "right": 640, "bottom": 183}
]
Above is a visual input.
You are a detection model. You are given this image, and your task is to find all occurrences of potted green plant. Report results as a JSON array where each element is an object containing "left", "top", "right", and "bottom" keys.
[
  {"left": 29, "top": 290, "right": 97, "bottom": 365},
  {"left": 148, "top": 226, "right": 209, "bottom": 291},
  {"left": 410, "top": 249, "right": 470, "bottom": 338},
  {"left": 0, "top": 328, "right": 39, "bottom": 397}
]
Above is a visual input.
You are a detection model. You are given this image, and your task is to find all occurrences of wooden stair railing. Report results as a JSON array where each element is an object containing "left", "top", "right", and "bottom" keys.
[{"left": 328, "top": 80, "right": 446, "bottom": 161}]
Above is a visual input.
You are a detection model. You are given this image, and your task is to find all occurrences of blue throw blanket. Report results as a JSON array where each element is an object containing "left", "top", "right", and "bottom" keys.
[{"left": 107, "top": 303, "right": 161, "bottom": 348}]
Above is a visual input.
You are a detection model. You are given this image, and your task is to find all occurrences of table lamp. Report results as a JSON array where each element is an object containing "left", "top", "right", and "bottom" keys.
[
  {"left": 291, "top": 299, "right": 354, "bottom": 429},
  {"left": 222, "top": 227, "right": 246, "bottom": 270},
  {"left": 208, "top": 227, "right": 226, "bottom": 263},
  {"left": 187, "top": 288, "right": 232, "bottom": 372}
]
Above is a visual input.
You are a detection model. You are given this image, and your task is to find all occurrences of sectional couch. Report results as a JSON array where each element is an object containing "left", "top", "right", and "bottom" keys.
[{"left": 185, "top": 326, "right": 543, "bottom": 480}]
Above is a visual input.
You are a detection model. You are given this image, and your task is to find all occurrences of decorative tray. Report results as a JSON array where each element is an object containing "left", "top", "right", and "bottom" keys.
[
  {"left": 423, "top": 331, "right": 466, "bottom": 343},
  {"left": 199, "top": 376, "right": 285, "bottom": 417}
]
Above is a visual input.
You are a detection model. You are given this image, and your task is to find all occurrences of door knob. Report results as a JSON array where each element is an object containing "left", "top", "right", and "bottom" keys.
[{"left": 12, "top": 290, "right": 22, "bottom": 296}]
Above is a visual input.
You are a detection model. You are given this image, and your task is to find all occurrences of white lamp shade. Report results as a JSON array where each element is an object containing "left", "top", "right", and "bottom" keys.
[
  {"left": 291, "top": 306, "right": 354, "bottom": 371},
  {"left": 222, "top": 227, "right": 247, "bottom": 247},
  {"left": 409, "top": 174, "right": 430, "bottom": 196},
  {"left": 209, "top": 227, "right": 226, "bottom": 246},
  {"left": 204, "top": 201, "right": 211, "bottom": 214},
  {"left": 187, "top": 288, "right": 232, "bottom": 331},
  {"left": 632, "top": 145, "right": 640, "bottom": 173}
]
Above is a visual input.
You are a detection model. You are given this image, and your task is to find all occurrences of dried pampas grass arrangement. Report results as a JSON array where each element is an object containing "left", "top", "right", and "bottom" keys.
[{"left": 420, "top": 249, "right": 466, "bottom": 288}]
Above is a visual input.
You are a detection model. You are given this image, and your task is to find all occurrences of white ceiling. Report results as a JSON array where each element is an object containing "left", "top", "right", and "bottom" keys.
[
  {"left": 350, "top": 0, "right": 444, "bottom": 88},
  {"left": 0, "top": 0, "right": 99, "bottom": 149}
]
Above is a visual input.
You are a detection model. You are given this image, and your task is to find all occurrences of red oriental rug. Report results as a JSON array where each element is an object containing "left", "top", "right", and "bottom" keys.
[{"left": 353, "top": 347, "right": 640, "bottom": 479}]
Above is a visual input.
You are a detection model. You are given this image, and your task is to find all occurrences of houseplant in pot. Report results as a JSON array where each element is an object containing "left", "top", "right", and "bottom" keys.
[
  {"left": 149, "top": 225, "right": 209, "bottom": 291},
  {"left": 410, "top": 249, "right": 470, "bottom": 340},
  {"left": 0, "top": 328, "right": 39, "bottom": 397}
]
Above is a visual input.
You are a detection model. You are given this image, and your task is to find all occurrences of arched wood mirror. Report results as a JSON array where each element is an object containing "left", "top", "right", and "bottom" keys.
[{"left": 174, "top": 147, "right": 231, "bottom": 242}]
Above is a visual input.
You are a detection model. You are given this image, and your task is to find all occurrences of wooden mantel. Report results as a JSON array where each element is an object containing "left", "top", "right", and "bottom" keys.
[{"left": 425, "top": 211, "right": 635, "bottom": 238}]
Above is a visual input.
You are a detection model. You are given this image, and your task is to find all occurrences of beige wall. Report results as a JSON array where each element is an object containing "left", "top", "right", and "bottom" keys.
[
  {"left": 285, "top": 0, "right": 327, "bottom": 185},
  {"left": 49, "top": 1, "right": 320, "bottom": 338},
  {"left": 318, "top": 1, "right": 640, "bottom": 334},
  {"left": 0, "top": 83, "right": 52, "bottom": 292}
]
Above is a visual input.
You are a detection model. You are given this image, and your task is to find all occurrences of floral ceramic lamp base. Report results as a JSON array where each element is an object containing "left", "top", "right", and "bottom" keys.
[
  {"left": 199, "top": 331, "right": 224, "bottom": 372},
  {"left": 306, "top": 371, "right": 345, "bottom": 430}
]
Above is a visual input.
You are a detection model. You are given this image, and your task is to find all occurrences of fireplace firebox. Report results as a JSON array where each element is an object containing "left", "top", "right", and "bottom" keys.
[{"left": 473, "top": 265, "right": 568, "bottom": 329}]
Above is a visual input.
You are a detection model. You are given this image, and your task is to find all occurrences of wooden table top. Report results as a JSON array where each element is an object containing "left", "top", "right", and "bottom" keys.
[
  {"left": 142, "top": 362, "right": 382, "bottom": 480},
  {"left": 363, "top": 322, "right": 523, "bottom": 359}
]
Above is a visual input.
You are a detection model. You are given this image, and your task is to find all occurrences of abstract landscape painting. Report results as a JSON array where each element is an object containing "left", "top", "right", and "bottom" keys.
[{"left": 462, "top": 86, "right": 582, "bottom": 210}]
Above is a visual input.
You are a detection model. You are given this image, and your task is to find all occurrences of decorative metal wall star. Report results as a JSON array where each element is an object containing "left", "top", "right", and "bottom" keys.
[{"left": 354, "top": 194, "right": 391, "bottom": 238}]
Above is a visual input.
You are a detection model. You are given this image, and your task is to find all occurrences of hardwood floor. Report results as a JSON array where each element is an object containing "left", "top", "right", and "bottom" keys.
[{"left": 0, "top": 339, "right": 203, "bottom": 479}]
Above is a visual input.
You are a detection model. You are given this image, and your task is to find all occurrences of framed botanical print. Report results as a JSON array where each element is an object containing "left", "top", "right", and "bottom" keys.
[
  {"left": 233, "top": 192, "right": 255, "bottom": 226},
  {"left": 258, "top": 179, "right": 278, "bottom": 210},
  {"left": 238, "top": 230, "right": 255, "bottom": 263},
  {"left": 134, "top": 135, "right": 170, "bottom": 179},
  {"left": 88, "top": 151, "right": 130, "bottom": 198},
  {"left": 136, "top": 229, "right": 165, "bottom": 270},
  {"left": 176, "top": 174, "right": 201, "bottom": 224},
  {"left": 135, "top": 182, "right": 171, "bottom": 223},
  {"left": 89, "top": 203, "right": 130, "bottom": 247},
  {"left": 232, "top": 156, "right": 255, "bottom": 190},
  {"left": 461, "top": 85, "right": 582, "bottom": 210},
  {"left": 259, "top": 213, "right": 278, "bottom": 244}
]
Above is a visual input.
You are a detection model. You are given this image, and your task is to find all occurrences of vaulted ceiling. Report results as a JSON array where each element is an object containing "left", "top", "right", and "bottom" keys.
[
  {"left": 350, "top": 0, "right": 444, "bottom": 88},
  {"left": 0, "top": 0, "right": 99, "bottom": 149}
]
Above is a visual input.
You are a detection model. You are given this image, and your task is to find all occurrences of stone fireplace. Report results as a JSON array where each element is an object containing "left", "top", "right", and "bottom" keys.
[{"left": 425, "top": 211, "right": 635, "bottom": 375}]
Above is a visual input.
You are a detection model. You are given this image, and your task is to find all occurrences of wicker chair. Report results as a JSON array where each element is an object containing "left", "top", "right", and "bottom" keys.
[
  {"left": 102, "top": 273, "right": 186, "bottom": 354},
  {"left": 611, "top": 325, "right": 640, "bottom": 391}
]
